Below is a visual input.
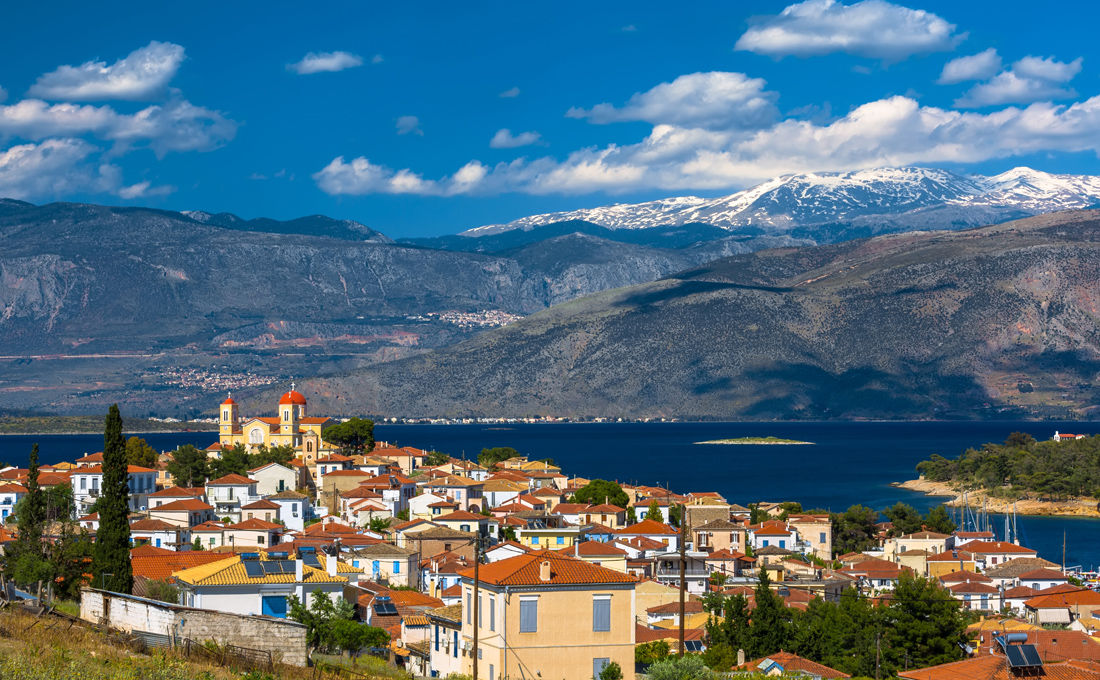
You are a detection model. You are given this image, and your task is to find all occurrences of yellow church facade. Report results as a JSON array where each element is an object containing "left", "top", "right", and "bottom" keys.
[{"left": 217, "top": 387, "right": 333, "bottom": 465}]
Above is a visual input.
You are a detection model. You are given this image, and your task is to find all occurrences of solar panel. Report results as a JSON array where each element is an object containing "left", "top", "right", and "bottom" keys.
[
  {"left": 243, "top": 561, "right": 264, "bottom": 578},
  {"left": 683, "top": 641, "right": 703, "bottom": 652},
  {"left": 1020, "top": 644, "right": 1043, "bottom": 667},
  {"left": 240, "top": 552, "right": 260, "bottom": 561},
  {"left": 299, "top": 546, "right": 316, "bottom": 554},
  {"left": 260, "top": 562, "right": 280, "bottom": 575},
  {"left": 277, "top": 560, "right": 296, "bottom": 574},
  {"left": 268, "top": 551, "right": 288, "bottom": 559},
  {"left": 303, "top": 555, "right": 322, "bottom": 569},
  {"left": 1005, "top": 645, "right": 1027, "bottom": 669},
  {"left": 373, "top": 601, "right": 398, "bottom": 616}
]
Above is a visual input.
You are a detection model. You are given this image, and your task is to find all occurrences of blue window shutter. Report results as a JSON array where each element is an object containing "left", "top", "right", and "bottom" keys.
[
  {"left": 593, "top": 598, "right": 611, "bottom": 632},
  {"left": 394, "top": 560, "right": 400, "bottom": 574},
  {"left": 594, "top": 658, "right": 610, "bottom": 678},
  {"left": 453, "top": 631, "right": 458, "bottom": 657},
  {"left": 520, "top": 599, "right": 537, "bottom": 632}
]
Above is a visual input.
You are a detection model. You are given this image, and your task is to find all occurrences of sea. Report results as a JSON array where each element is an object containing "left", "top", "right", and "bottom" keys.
[{"left": 2, "top": 420, "right": 1098, "bottom": 569}]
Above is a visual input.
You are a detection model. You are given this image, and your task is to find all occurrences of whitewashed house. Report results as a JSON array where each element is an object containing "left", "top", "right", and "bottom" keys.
[
  {"left": 71, "top": 465, "right": 158, "bottom": 515},
  {"left": 0, "top": 483, "right": 27, "bottom": 523},
  {"left": 205, "top": 474, "right": 260, "bottom": 522},
  {"left": 247, "top": 463, "right": 297, "bottom": 496},
  {"left": 267, "top": 489, "right": 309, "bottom": 532}
]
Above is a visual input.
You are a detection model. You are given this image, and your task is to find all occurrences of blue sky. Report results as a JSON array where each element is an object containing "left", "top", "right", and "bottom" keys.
[{"left": 1, "top": 0, "right": 1098, "bottom": 236}]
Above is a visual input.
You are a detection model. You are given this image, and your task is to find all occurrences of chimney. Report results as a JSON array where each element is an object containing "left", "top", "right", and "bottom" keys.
[
  {"left": 737, "top": 648, "right": 745, "bottom": 666},
  {"left": 295, "top": 558, "right": 304, "bottom": 581},
  {"left": 327, "top": 553, "right": 338, "bottom": 577},
  {"left": 539, "top": 560, "right": 551, "bottom": 582}
]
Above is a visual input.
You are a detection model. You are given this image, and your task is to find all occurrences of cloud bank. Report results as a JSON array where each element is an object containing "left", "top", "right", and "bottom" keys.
[{"left": 29, "top": 41, "right": 185, "bottom": 101}]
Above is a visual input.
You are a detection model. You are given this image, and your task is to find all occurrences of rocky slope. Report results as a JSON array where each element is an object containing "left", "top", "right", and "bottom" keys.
[{"left": 296, "top": 210, "right": 1100, "bottom": 420}]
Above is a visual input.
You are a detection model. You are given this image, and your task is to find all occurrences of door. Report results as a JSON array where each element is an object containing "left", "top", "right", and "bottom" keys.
[{"left": 261, "top": 595, "right": 288, "bottom": 618}]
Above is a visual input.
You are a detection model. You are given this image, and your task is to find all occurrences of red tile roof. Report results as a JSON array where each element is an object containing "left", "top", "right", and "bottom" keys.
[
  {"left": 435, "top": 511, "right": 486, "bottom": 522},
  {"left": 206, "top": 474, "right": 256, "bottom": 486},
  {"left": 1026, "top": 589, "right": 1100, "bottom": 609},
  {"left": 738, "top": 652, "right": 850, "bottom": 678},
  {"left": 152, "top": 499, "right": 214, "bottom": 512},
  {"left": 226, "top": 518, "right": 282, "bottom": 531},
  {"left": 241, "top": 500, "right": 280, "bottom": 510},
  {"left": 558, "top": 541, "right": 628, "bottom": 557},
  {"left": 73, "top": 465, "right": 156, "bottom": 474},
  {"left": 130, "top": 518, "right": 178, "bottom": 532},
  {"left": 149, "top": 486, "right": 205, "bottom": 498},
  {"left": 458, "top": 549, "right": 637, "bottom": 586},
  {"left": 957, "top": 540, "right": 1038, "bottom": 555},
  {"left": 131, "top": 547, "right": 236, "bottom": 581},
  {"left": 1018, "top": 568, "right": 1069, "bottom": 581},
  {"left": 614, "top": 519, "right": 677, "bottom": 536}
]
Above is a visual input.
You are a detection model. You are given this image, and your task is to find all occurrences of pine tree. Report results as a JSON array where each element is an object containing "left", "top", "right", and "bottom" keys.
[{"left": 92, "top": 405, "right": 133, "bottom": 592}]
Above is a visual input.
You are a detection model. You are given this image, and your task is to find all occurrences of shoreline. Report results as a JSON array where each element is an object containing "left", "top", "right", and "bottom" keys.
[
  {"left": 895, "top": 478, "right": 1100, "bottom": 519},
  {"left": 0, "top": 429, "right": 217, "bottom": 436},
  {"left": 695, "top": 439, "right": 814, "bottom": 445}
]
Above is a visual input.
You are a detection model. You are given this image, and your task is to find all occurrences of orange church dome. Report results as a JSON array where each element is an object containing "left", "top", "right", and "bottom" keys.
[
  {"left": 221, "top": 395, "right": 237, "bottom": 405},
  {"left": 279, "top": 389, "right": 307, "bottom": 405}
]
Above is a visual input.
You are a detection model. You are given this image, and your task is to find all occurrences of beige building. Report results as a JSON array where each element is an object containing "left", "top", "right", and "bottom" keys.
[
  {"left": 787, "top": 514, "right": 833, "bottom": 560},
  {"left": 458, "top": 550, "right": 636, "bottom": 680},
  {"left": 692, "top": 519, "right": 745, "bottom": 553},
  {"left": 882, "top": 531, "right": 949, "bottom": 563}
]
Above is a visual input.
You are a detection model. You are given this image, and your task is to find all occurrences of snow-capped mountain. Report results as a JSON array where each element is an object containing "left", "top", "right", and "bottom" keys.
[{"left": 464, "top": 167, "right": 1100, "bottom": 239}]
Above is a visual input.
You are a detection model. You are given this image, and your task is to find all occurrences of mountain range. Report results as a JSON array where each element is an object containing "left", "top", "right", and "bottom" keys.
[
  {"left": 5, "top": 165, "right": 1100, "bottom": 418},
  {"left": 290, "top": 209, "right": 1100, "bottom": 421},
  {"left": 462, "top": 166, "right": 1100, "bottom": 244}
]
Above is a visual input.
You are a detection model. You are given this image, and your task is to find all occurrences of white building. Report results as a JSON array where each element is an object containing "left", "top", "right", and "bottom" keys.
[
  {"left": 0, "top": 483, "right": 27, "bottom": 523},
  {"left": 173, "top": 553, "right": 348, "bottom": 618},
  {"left": 247, "top": 463, "right": 298, "bottom": 497},
  {"left": 267, "top": 489, "right": 309, "bottom": 532},
  {"left": 205, "top": 474, "right": 260, "bottom": 522},
  {"left": 71, "top": 465, "right": 158, "bottom": 516}
]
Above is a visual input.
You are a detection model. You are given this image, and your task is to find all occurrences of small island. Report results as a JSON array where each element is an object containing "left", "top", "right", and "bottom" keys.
[{"left": 695, "top": 436, "right": 814, "bottom": 445}]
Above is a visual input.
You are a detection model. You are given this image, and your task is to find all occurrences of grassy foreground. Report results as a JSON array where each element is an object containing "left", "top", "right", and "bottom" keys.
[{"left": 0, "top": 608, "right": 386, "bottom": 680}]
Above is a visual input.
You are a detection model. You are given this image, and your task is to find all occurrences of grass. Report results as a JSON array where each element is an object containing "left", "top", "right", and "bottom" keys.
[{"left": 0, "top": 608, "right": 388, "bottom": 680}]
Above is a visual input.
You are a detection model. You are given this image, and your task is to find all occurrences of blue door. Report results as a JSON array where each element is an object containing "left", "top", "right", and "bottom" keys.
[{"left": 262, "top": 595, "right": 288, "bottom": 618}]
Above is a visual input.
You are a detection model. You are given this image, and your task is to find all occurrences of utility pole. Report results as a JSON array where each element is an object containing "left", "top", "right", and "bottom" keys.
[
  {"left": 472, "top": 533, "right": 481, "bottom": 680},
  {"left": 678, "top": 500, "right": 686, "bottom": 657}
]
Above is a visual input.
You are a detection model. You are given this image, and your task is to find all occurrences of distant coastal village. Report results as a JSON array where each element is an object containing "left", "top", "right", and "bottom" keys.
[{"left": 1, "top": 390, "right": 1099, "bottom": 680}]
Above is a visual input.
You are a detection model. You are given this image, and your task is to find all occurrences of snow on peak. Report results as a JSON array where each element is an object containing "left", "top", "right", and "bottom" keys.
[{"left": 463, "top": 166, "right": 1100, "bottom": 237}]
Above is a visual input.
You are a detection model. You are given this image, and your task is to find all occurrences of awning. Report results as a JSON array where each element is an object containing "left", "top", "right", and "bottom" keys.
[{"left": 1036, "top": 608, "right": 1071, "bottom": 624}]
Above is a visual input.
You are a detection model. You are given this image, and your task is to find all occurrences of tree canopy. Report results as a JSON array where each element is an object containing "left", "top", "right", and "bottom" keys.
[
  {"left": 288, "top": 589, "right": 389, "bottom": 654},
  {"left": 323, "top": 418, "right": 375, "bottom": 455},
  {"left": 883, "top": 502, "right": 957, "bottom": 536},
  {"left": 166, "top": 444, "right": 210, "bottom": 487},
  {"left": 478, "top": 446, "right": 519, "bottom": 468},
  {"left": 573, "top": 479, "right": 629, "bottom": 509},
  {"left": 916, "top": 432, "right": 1100, "bottom": 499},
  {"left": 125, "top": 436, "right": 158, "bottom": 468}
]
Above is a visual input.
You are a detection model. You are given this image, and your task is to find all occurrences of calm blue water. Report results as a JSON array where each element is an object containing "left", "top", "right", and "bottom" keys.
[{"left": 3, "top": 421, "right": 1098, "bottom": 567}]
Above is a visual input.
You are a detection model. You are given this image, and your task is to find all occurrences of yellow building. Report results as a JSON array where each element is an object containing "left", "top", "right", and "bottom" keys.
[
  {"left": 218, "top": 387, "right": 333, "bottom": 466},
  {"left": 459, "top": 550, "right": 636, "bottom": 680}
]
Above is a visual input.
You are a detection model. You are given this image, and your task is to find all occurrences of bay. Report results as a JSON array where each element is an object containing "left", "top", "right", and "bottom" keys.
[{"left": 2, "top": 420, "right": 1097, "bottom": 568}]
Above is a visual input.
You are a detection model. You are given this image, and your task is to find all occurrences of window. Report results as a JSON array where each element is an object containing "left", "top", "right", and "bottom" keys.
[
  {"left": 80, "top": 477, "right": 87, "bottom": 490},
  {"left": 532, "top": 536, "right": 540, "bottom": 545},
  {"left": 209, "top": 537, "right": 215, "bottom": 546},
  {"left": 478, "top": 595, "right": 483, "bottom": 628},
  {"left": 519, "top": 597, "right": 538, "bottom": 633},
  {"left": 373, "top": 560, "right": 380, "bottom": 575},
  {"left": 453, "top": 631, "right": 458, "bottom": 658},
  {"left": 434, "top": 625, "right": 440, "bottom": 651},
  {"left": 489, "top": 596, "right": 495, "bottom": 631},
  {"left": 593, "top": 595, "right": 611, "bottom": 632},
  {"left": 779, "top": 540, "right": 786, "bottom": 549},
  {"left": 762, "top": 539, "right": 769, "bottom": 547},
  {"left": 489, "top": 664, "right": 494, "bottom": 680},
  {"left": 593, "top": 658, "right": 610, "bottom": 678},
  {"left": 258, "top": 534, "right": 265, "bottom": 545},
  {"left": 819, "top": 532, "right": 827, "bottom": 544},
  {"left": 467, "top": 591, "right": 472, "bottom": 623},
  {"left": 393, "top": 561, "right": 401, "bottom": 574},
  {"left": 557, "top": 536, "right": 565, "bottom": 545}
]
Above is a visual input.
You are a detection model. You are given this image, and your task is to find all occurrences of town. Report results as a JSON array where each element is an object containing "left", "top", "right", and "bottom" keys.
[{"left": 1, "top": 389, "right": 1098, "bottom": 680}]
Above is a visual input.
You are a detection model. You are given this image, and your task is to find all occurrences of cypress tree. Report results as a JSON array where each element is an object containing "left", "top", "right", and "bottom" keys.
[
  {"left": 5, "top": 443, "right": 50, "bottom": 585},
  {"left": 92, "top": 405, "right": 132, "bottom": 592}
]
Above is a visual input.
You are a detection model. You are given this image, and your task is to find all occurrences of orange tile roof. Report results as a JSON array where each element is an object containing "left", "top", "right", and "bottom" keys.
[
  {"left": 206, "top": 474, "right": 256, "bottom": 486},
  {"left": 1026, "top": 589, "right": 1100, "bottom": 609},
  {"left": 458, "top": 549, "right": 636, "bottom": 586},
  {"left": 73, "top": 465, "right": 155, "bottom": 474},
  {"left": 899, "top": 656, "right": 1100, "bottom": 680},
  {"left": 558, "top": 541, "right": 628, "bottom": 557},
  {"left": 0, "top": 483, "right": 28, "bottom": 494},
  {"left": 130, "top": 518, "right": 178, "bottom": 532},
  {"left": 226, "top": 518, "right": 281, "bottom": 531},
  {"left": 131, "top": 547, "right": 236, "bottom": 581},
  {"left": 958, "top": 540, "right": 1038, "bottom": 555},
  {"left": 149, "top": 486, "right": 205, "bottom": 498},
  {"left": 1018, "top": 568, "right": 1070, "bottom": 581},
  {"left": 614, "top": 519, "right": 677, "bottom": 536},
  {"left": 152, "top": 498, "right": 214, "bottom": 512},
  {"left": 435, "top": 510, "right": 486, "bottom": 522},
  {"left": 738, "top": 652, "right": 850, "bottom": 678},
  {"left": 241, "top": 499, "right": 280, "bottom": 510}
]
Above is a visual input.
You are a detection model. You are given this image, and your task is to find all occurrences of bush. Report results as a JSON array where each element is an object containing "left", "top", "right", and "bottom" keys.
[{"left": 647, "top": 654, "right": 713, "bottom": 680}]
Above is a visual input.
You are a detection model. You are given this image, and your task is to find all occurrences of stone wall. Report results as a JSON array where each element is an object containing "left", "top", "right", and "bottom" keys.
[{"left": 80, "top": 589, "right": 308, "bottom": 666}]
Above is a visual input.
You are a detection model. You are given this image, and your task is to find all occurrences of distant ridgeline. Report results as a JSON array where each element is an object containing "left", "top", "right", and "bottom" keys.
[{"left": 916, "top": 432, "right": 1100, "bottom": 500}]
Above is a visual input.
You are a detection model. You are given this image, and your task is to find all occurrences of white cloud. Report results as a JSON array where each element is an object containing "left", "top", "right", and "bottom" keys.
[
  {"left": 0, "top": 97, "right": 237, "bottom": 156},
  {"left": 939, "top": 48, "right": 1002, "bottom": 84},
  {"left": 956, "top": 56, "right": 1083, "bottom": 107},
  {"left": 0, "top": 138, "right": 167, "bottom": 200},
  {"left": 490, "top": 129, "right": 543, "bottom": 148},
  {"left": 499, "top": 86, "right": 521, "bottom": 98},
  {"left": 735, "top": 0, "right": 963, "bottom": 60},
  {"left": 287, "top": 51, "right": 364, "bottom": 75},
  {"left": 566, "top": 72, "right": 778, "bottom": 130},
  {"left": 29, "top": 41, "right": 185, "bottom": 101},
  {"left": 1013, "top": 55, "right": 1083, "bottom": 83},
  {"left": 396, "top": 115, "right": 423, "bottom": 136},
  {"left": 315, "top": 94, "right": 1100, "bottom": 197}
]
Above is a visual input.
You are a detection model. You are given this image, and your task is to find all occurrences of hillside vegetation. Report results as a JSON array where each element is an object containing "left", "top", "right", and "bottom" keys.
[
  {"left": 292, "top": 210, "right": 1100, "bottom": 420},
  {"left": 917, "top": 432, "right": 1100, "bottom": 500}
]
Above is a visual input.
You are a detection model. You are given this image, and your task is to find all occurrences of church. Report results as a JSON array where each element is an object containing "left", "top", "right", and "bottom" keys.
[{"left": 217, "top": 386, "right": 333, "bottom": 465}]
